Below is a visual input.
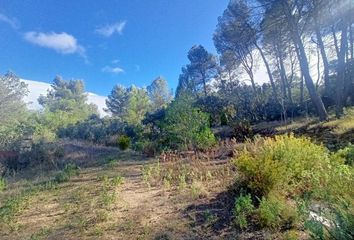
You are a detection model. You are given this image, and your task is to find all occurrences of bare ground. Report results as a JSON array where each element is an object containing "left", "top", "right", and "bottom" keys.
[{"left": 0, "top": 144, "right": 247, "bottom": 240}]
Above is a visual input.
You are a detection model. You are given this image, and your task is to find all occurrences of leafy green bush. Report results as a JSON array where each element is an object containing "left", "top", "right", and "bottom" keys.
[
  {"left": 258, "top": 197, "right": 282, "bottom": 228},
  {"left": 235, "top": 134, "right": 330, "bottom": 197},
  {"left": 194, "top": 127, "right": 217, "bottom": 150},
  {"left": 0, "top": 178, "right": 6, "bottom": 191},
  {"left": 233, "top": 134, "right": 354, "bottom": 235},
  {"left": 335, "top": 144, "right": 354, "bottom": 166},
  {"left": 161, "top": 98, "right": 216, "bottom": 150},
  {"left": 233, "top": 193, "right": 255, "bottom": 229},
  {"left": 134, "top": 140, "right": 159, "bottom": 157},
  {"left": 117, "top": 135, "right": 131, "bottom": 150},
  {"left": 257, "top": 196, "right": 297, "bottom": 229}
]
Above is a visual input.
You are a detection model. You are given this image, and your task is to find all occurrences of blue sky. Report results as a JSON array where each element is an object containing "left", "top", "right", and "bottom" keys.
[{"left": 0, "top": 0, "right": 229, "bottom": 96}]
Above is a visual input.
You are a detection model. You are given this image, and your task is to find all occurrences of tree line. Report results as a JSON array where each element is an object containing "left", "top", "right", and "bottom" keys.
[
  {"left": 1, "top": 0, "right": 353, "bottom": 152},
  {"left": 176, "top": 0, "right": 354, "bottom": 122}
]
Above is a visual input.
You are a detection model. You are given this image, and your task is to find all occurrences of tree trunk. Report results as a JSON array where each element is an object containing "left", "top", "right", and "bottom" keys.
[
  {"left": 300, "top": 73, "right": 304, "bottom": 106},
  {"left": 248, "top": 70, "right": 257, "bottom": 94},
  {"left": 202, "top": 78, "right": 208, "bottom": 97},
  {"left": 332, "top": 25, "right": 340, "bottom": 58},
  {"left": 242, "top": 62, "right": 257, "bottom": 94},
  {"left": 282, "top": 1, "right": 328, "bottom": 121},
  {"left": 315, "top": 26, "right": 330, "bottom": 93},
  {"left": 350, "top": 24, "right": 353, "bottom": 60},
  {"left": 255, "top": 42, "right": 279, "bottom": 102},
  {"left": 276, "top": 51, "right": 288, "bottom": 101},
  {"left": 344, "top": 24, "right": 353, "bottom": 108},
  {"left": 279, "top": 50, "right": 293, "bottom": 106},
  {"left": 201, "top": 71, "right": 208, "bottom": 97},
  {"left": 335, "top": 20, "right": 348, "bottom": 118}
]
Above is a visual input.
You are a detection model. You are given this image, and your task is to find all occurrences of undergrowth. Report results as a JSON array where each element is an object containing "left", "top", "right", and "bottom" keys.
[
  {"left": 0, "top": 163, "right": 80, "bottom": 231},
  {"left": 141, "top": 159, "right": 233, "bottom": 193},
  {"left": 232, "top": 134, "right": 354, "bottom": 238}
]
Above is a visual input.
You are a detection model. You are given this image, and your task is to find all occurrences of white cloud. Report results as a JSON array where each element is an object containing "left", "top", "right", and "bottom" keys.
[
  {"left": 24, "top": 31, "right": 86, "bottom": 57},
  {"left": 87, "top": 93, "right": 108, "bottom": 116},
  {"left": 102, "top": 66, "right": 124, "bottom": 74},
  {"left": 0, "top": 13, "right": 19, "bottom": 29},
  {"left": 22, "top": 79, "right": 108, "bottom": 116},
  {"left": 95, "top": 21, "right": 127, "bottom": 37}
]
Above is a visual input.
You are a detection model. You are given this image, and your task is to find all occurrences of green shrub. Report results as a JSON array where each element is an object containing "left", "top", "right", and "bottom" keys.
[
  {"left": 54, "top": 163, "right": 80, "bottom": 183},
  {"left": 257, "top": 196, "right": 298, "bottom": 229},
  {"left": 53, "top": 146, "right": 65, "bottom": 158},
  {"left": 233, "top": 193, "right": 255, "bottom": 229},
  {"left": 233, "top": 134, "right": 354, "bottom": 235},
  {"left": 117, "top": 135, "right": 131, "bottom": 150},
  {"left": 304, "top": 219, "right": 325, "bottom": 240},
  {"left": 220, "top": 112, "right": 228, "bottom": 126},
  {"left": 134, "top": 140, "right": 158, "bottom": 157},
  {"left": 142, "top": 165, "right": 153, "bottom": 188},
  {"left": 235, "top": 134, "right": 330, "bottom": 197},
  {"left": 335, "top": 144, "right": 354, "bottom": 166},
  {"left": 112, "top": 175, "right": 124, "bottom": 187},
  {"left": 101, "top": 190, "right": 116, "bottom": 207},
  {"left": 0, "top": 178, "right": 6, "bottom": 191},
  {"left": 194, "top": 127, "right": 217, "bottom": 150},
  {"left": 305, "top": 203, "right": 354, "bottom": 240},
  {"left": 0, "top": 191, "right": 31, "bottom": 224},
  {"left": 161, "top": 98, "right": 216, "bottom": 150},
  {"left": 282, "top": 230, "right": 301, "bottom": 240},
  {"left": 328, "top": 206, "right": 354, "bottom": 239},
  {"left": 232, "top": 121, "right": 253, "bottom": 142},
  {"left": 105, "top": 158, "right": 118, "bottom": 169},
  {"left": 258, "top": 196, "right": 284, "bottom": 228}
]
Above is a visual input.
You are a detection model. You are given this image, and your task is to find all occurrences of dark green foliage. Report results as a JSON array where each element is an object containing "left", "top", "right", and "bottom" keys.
[
  {"left": 0, "top": 72, "right": 29, "bottom": 150},
  {"left": 106, "top": 85, "right": 150, "bottom": 125},
  {"left": 325, "top": 205, "right": 354, "bottom": 239},
  {"left": 231, "top": 121, "right": 253, "bottom": 142},
  {"left": 176, "top": 45, "right": 218, "bottom": 98},
  {"left": 105, "top": 85, "right": 129, "bottom": 119},
  {"left": 58, "top": 115, "right": 126, "bottom": 144},
  {"left": 196, "top": 95, "right": 234, "bottom": 126},
  {"left": 0, "top": 178, "right": 6, "bottom": 191},
  {"left": 54, "top": 164, "right": 80, "bottom": 183},
  {"left": 257, "top": 196, "right": 298, "bottom": 229},
  {"left": 18, "top": 142, "right": 65, "bottom": 170},
  {"left": 31, "top": 76, "right": 99, "bottom": 142},
  {"left": 233, "top": 193, "right": 255, "bottom": 229},
  {"left": 38, "top": 76, "right": 98, "bottom": 120},
  {"left": 0, "top": 72, "right": 28, "bottom": 126},
  {"left": 117, "top": 135, "right": 131, "bottom": 150},
  {"left": 134, "top": 140, "right": 159, "bottom": 157},
  {"left": 304, "top": 219, "right": 325, "bottom": 240},
  {"left": 220, "top": 112, "right": 228, "bottom": 126},
  {"left": 161, "top": 98, "right": 216, "bottom": 150},
  {"left": 335, "top": 144, "right": 354, "bottom": 166}
]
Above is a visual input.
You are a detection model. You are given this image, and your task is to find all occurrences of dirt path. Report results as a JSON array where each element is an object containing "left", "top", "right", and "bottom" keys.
[{"left": 1, "top": 149, "right": 240, "bottom": 240}]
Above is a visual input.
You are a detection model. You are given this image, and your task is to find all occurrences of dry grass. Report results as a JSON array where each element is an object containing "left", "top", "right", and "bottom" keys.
[
  {"left": 323, "top": 108, "right": 354, "bottom": 135},
  {"left": 0, "top": 146, "right": 237, "bottom": 240}
]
